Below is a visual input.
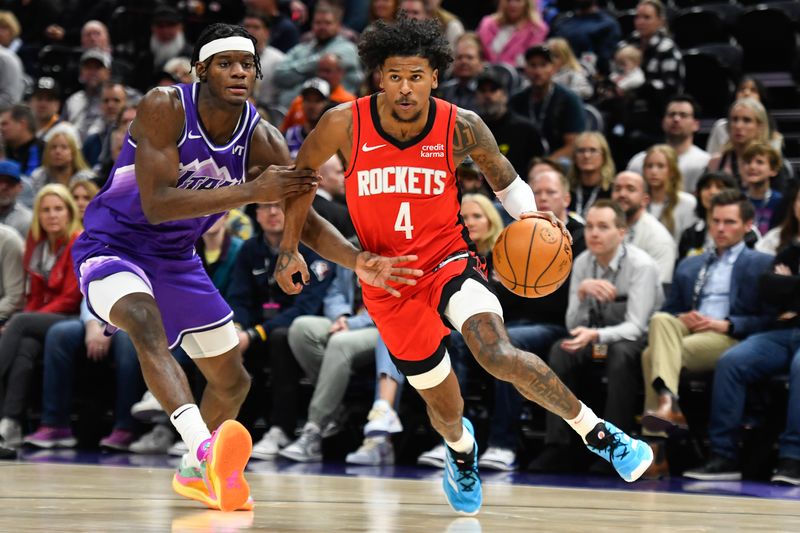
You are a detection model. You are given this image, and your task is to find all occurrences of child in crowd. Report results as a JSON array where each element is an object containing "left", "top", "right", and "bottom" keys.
[
  {"left": 609, "top": 45, "right": 644, "bottom": 94},
  {"left": 742, "top": 142, "right": 784, "bottom": 236}
]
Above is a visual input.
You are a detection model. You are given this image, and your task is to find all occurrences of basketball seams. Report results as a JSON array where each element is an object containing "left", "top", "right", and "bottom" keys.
[
  {"left": 522, "top": 221, "right": 537, "bottom": 297},
  {"left": 502, "top": 227, "right": 518, "bottom": 291},
  {"left": 533, "top": 225, "right": 565, "bottom": 295},
  {"left": 492, "top": 217, "right": 572, "bottom": 298}
]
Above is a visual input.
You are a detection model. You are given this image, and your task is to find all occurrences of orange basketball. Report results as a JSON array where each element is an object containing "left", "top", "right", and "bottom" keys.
[{"left": 492, "top": 215, "right": 573, "bottom": 298}]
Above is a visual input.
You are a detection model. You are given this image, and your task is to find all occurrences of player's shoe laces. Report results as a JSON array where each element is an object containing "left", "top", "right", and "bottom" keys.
[
  {"left": 442, "top": 418, "right": 482, "bottom": 516},
  {"left": 199, "top": 420, "right": 253, "bottom": 511},
  {"left": 585, "top": 421, "right": 653, "bottom": 482},
  {"left": 172, "top": 461, "right": 254, "bottom": 511}
]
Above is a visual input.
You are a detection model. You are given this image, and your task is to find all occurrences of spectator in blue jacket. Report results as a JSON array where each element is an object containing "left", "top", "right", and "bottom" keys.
[
  {"left": 684, "top": 238, "right": 800, "bottom": 484},
  {"left": 227, "top": 201, "right": 335, "bottom": 453},
  {"left": 640, "top": 190, "right": 774, "bottom": 477}
]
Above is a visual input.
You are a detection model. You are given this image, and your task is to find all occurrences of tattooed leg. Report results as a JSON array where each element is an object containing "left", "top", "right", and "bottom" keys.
[
  {"left": 462, "top": 312, "right": 580, "bottom": 420},
  {"left": 415, "top": 371, "right": 465, "bottom": 442}
]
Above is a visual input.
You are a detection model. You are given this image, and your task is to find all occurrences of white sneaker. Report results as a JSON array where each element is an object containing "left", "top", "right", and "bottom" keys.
[
  {"left": 131, "top": 391, "right": 166, "bottom": 423},
  {"left": 478, "top": 446, "right": 517, "bottom": 471},
  {"left": 363, "top": 400, "right": 403, "bottom": 436},
  {"left": 417, "top": 443, "right": 446, "bottom": 468},
  {"left": 167, "top": 440, "right": 189, "bottom": 457},
  {"left": 129, "top": 424, "right": 175, "bottom": 454},
  {"left": 346, "top": 436, "right": 394, "bottom": 465},
  {"left": 251, "top": 426, "right": 290, "bottom": 460},
  {"left": 0, "top": 417, "right": 22, "bottom": 447},
  {"left": 279, "top": 422, "right": 322, "bottom": 462}
]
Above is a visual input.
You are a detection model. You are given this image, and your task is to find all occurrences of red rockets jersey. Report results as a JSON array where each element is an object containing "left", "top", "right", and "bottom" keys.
[{"left": 345, "top": 94, "right": 471, "bottom": 282}]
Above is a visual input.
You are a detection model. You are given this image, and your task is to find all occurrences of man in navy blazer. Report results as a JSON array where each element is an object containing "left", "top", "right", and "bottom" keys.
[{"left": 638, "top": 190, "right": 774, "bottom": 476}]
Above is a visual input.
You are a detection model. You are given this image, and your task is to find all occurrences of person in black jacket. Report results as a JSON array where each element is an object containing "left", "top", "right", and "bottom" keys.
[
  {"left": 227, "top": 201, "right": 335, "bottom": 457},
  {"left": 475, "top": 65, "right": 544, "bottom": 178}
]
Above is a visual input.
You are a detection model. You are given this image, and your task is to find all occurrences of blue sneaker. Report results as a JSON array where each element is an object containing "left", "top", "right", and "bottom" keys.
[
  {"left": 585, "top": 420, "right": 653, "bottom": 482},
  {"left": 442, "top": 418, "right": 482, "bottom": 515}
]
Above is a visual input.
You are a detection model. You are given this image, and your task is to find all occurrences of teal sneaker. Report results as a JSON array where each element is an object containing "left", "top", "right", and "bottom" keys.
[
  {"left": 442, "top": 418, "right": 482, "bottom": 515},
  {"left": 585, "top": 421, "right": 653, "bottom": 482}
]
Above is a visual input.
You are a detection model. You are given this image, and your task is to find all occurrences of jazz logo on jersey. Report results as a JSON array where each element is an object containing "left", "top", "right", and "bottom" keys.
[
  {"left": 357, "top": 166, "right": 446, "bottom": 197},
  {"left": 177, "top": 157, "right": 242, "bottom": 191}
]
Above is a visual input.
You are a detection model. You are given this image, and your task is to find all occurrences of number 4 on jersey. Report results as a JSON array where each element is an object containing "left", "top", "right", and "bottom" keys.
[{"left": 394, "top": 201, "right": 414, "bottom": 239}]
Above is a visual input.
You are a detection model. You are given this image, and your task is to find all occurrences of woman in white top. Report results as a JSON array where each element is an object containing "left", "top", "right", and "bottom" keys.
[
  {"left": 706, "top": 98, "right": 772, "bottom": 187},
  {"left": 643, "top": 144, "right": 696, "bottom": 242},
  {"left": 706, "top": 76, "right": 783, "bottom": 155},
  {"left": 547, "top": 37, "right": 593, "bottom": 100}
]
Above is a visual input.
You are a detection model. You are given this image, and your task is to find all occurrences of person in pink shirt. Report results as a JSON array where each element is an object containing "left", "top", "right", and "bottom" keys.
[{"left": 477, "top": 0, "right": 548, "bottom": 68}]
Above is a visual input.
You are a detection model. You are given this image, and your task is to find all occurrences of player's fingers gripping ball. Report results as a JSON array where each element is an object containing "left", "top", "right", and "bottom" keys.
[{"left": 492, "top": 214, "right": 573, "bottom": 298}]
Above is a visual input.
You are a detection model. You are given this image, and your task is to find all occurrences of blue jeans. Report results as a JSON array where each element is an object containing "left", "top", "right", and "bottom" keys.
[
  {"left": 41, "top": 320, "right": 144, "bottom": 431},
  {"left": 709, "top": 328, "right": 800, "bottom": 461},
  {"left": 374, "top": 336, "right": 404, "bottom": 410},
  {"left": 489, "top": 322, "right": 567, "bottom": 449}
]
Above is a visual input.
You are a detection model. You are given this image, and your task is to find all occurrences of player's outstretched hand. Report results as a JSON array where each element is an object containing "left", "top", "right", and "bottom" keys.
[
  {"left": 275, "top": 248, "right": 310, "bottom": 295},
  {"left": 521, "top": 211, "right": 573, "bottom": 244},
  {"left": 356, "top": 252, "right": 424, "bottom": 298},
  {"left": 253, "top": 165, "right": 320, "bottom": 203}
]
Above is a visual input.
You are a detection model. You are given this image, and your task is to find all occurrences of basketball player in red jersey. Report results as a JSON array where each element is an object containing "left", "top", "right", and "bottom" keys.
[{"left": 275, "top": 16, "right": 653, "bottom": 515}]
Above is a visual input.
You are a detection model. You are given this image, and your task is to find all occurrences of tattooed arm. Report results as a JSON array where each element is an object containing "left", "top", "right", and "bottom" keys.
[
  {"left": 453, "top": 108, "right": 570, "bottom": 239},
  {"left": 452, "top": 108, "right": 518, "bottom": 192},
  {"left": 276, "top": 104, "right": 352, "bottom": 294}
]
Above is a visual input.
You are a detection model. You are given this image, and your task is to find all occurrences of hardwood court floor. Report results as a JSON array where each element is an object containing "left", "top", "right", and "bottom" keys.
[{"left": 1, "top": 462, "right": 799, "bottom": 532}]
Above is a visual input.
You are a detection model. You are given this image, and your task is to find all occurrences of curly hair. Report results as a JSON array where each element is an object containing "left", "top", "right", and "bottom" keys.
[
  {"left": 192, "top": 23, "right": 262, "bottom": 80},
  {"left": 358, "top": 15, "right": 453, "bottom": 73}
]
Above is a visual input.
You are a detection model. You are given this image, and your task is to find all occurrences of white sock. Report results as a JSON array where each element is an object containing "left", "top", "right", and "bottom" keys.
[
  {"left": 373, "top": 399, "right": 391, "bottom": 411},
  {"left": 566, "top": 402, "right": 603, "bottom": 444},
  {"left": 170, "top": 404, "right": 211, "bottom": 468},
  {"left": 445, "top": 424, "right": 475, "bottom": 454}
]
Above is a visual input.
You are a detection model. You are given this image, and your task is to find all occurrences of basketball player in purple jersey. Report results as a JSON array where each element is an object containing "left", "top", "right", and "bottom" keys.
[{"left": 71, "top": 23, "right": 393, "bottom": 512}]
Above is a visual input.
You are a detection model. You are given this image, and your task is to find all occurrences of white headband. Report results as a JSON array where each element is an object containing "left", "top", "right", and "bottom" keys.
[{"left": 199, "top": 36, "right": 255, "bottom": 63}]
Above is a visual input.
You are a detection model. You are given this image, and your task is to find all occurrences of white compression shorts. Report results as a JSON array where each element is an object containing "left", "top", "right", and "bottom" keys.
[
  {"left": 405, "top": 278, "right": 504, "bottom": 390},
  {"left": 87, "top": 271, "right": 238, "bottom": 359}
]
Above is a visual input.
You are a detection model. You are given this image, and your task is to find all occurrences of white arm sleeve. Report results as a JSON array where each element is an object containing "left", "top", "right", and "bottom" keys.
[{"left": 494, "top": 176, "right": 537, "bottom": 221}]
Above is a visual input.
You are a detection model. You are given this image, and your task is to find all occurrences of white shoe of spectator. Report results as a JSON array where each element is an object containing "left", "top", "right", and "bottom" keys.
[
  {"left": 321, "top": 418, "right": 342, "bottom": 439},
  {"left": 251, "top": 426, "right": 290, "bottom": 460},
  {"left": 478, "top": 447, "right": 517, "bottom": 471},
  {"left": 167, "top": 440, "right": 189, "bottom": 457},
  {"left": 129, "top": 424, "right": 175, "bottom": 454},
  {"left": 279, "top": 422, "right": 322, "bottom": 463},
  {"left": 417, "top": 443, "right": 447, "bottom": 468},
  {"left": 363, "top": 400, "right": 403, "bottom": 436},
  {"left": 131, "top": 391, "right": 166, "bottom": 423},
  {"left": 346, "top": 436, "right": 395, "bottom": 466},
  {"left": 0, "top": 417, "right": 22, "bottom": 447}
]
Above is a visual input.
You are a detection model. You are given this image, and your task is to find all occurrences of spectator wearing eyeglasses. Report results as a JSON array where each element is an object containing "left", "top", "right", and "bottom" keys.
[
  {"left": 566, "top": 132, "right": 614, "bottom": 218},
  {"left": 626, "top": 95, "right": 711, "bottom": 194}
]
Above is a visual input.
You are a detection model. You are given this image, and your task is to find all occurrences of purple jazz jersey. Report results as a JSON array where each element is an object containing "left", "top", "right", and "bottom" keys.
[{"left": 73, "top": 83, "right": 261, "bottom": 348}]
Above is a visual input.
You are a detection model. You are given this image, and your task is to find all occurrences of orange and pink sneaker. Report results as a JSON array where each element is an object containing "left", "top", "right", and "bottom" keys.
[{"left": 172, "top": 420, "right": 254, "bottom": 511}]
